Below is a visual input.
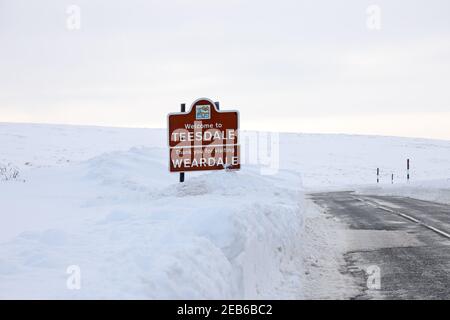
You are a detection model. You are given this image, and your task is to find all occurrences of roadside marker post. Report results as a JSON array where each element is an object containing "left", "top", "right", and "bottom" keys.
[
  {"left": 377, "top": 168, "right": 380, "bottom": 184},
  {"left": 392, "top": 173, "right": 394, "bottom": 184},
  {"left": 407, "top": 159, "right": 410, "bottom": 182}
]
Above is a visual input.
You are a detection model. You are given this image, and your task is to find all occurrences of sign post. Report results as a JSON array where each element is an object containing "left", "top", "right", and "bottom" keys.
[
  {"left": 407, "top": 159, "right": 410, "bottom": 182},
  {"left": 179, "top": 103, "right": 186, "bottom": 183},
  {"left": 168, "top": 98, "right": 240, "bottom": 179}
]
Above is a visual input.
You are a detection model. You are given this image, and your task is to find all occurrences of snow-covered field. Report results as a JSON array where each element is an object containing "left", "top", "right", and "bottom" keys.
[
  {"left": 1, "top": 122, "right": 450, "bottom": 299},
  {"left": 357, "top": 179, "right": 450, "bottom": 205}
]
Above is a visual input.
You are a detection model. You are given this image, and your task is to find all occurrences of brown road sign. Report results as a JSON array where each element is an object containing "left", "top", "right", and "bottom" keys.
[{"left": 168, "top": 98, "right": 240, "bottom": 172}]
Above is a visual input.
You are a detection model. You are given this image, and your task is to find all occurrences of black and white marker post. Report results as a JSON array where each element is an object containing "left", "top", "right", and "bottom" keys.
[
  {"left": 179, "top": 103, "right": 186, "bottom": 183},
  {"left": 377, "top": 168, "right": 380, "bottom": 184},
  {"left": 392, "top": 173, "right": 394, "bottom": 184},
  {"left": 407, "top": 158, "right": 410, "bottom": 182}
]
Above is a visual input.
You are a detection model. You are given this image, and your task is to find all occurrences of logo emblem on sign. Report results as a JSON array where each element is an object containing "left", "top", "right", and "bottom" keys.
[{"left": 195, "top": 105, "right": 211, "bottom": 120}]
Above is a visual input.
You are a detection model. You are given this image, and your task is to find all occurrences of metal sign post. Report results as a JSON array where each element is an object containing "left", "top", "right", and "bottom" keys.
[{"left": 179, "top": 103, "right": 186, "bottom": 183}]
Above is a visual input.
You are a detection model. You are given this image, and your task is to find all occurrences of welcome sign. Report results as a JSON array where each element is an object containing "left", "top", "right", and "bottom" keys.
[{"left": 168, "top": 98, "right": 240, "bottom": 172}]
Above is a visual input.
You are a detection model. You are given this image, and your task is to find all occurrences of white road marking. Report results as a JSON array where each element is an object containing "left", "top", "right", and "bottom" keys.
[{"left": 352, "top": 196, "right": 450, "bottom": 240}]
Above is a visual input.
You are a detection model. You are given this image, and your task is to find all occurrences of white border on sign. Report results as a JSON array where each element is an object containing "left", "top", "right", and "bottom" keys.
[{"left": 167, "top": 97, "right": 241, "bottom": 173}]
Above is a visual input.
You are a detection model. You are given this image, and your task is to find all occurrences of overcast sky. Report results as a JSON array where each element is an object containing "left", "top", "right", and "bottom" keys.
[{"left": 1, "top": 0, "right": 449, "bottom": 139}]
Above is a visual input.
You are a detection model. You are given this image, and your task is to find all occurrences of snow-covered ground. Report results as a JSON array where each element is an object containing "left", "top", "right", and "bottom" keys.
[
  {"left": 357, "top": 179, "right": 450, "bottom": 205},
  {"left": 0, "top": 123, "right": 307, "bottom": 299},
  {"left": 1, "top": 122, "right": 450, "bottom": 299}
]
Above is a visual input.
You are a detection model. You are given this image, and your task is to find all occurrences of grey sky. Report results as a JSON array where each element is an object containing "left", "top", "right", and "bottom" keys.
[{"left": 1, "top": 0, "right": 449, "bottom": 139}]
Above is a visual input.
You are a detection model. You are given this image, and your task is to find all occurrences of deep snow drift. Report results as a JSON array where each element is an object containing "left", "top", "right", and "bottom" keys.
[
  {"left": 1, "top": 122, "right": 450, "bottom": 299},
  {"left": 0, "top": 123, "right": 306, "bottom": 299}
]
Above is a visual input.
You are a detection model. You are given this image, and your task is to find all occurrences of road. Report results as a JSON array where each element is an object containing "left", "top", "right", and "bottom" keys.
[{"left": 310, "top": 191, "right": 450, "bottom": 300}]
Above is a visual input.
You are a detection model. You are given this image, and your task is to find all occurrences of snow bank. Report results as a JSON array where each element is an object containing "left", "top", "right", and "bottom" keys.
[
  {"left": 296, "top": 200, "right": 361, "bottom": 299},
  {"left": 2, "top": 122, "right": 450, "bottom": 299},
  {"left": 0, "top": 143, "right": 304, "bottom": 299}
]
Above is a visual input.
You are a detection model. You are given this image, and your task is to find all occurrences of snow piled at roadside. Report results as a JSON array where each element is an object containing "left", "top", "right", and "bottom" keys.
[
  {"left": 0, "top": 146, "right": 304, "bottom": 299},
  {"left": 297, "top": 200, "right": 360, "bottom": 299},
  {"left": 2, "top": 122, "right": 450, "bottom": 299}
]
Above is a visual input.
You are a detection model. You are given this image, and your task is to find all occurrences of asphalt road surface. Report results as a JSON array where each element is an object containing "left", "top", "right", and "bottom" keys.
[{"left": 310, "top": 191, "right": 450, "bottom": 300}]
